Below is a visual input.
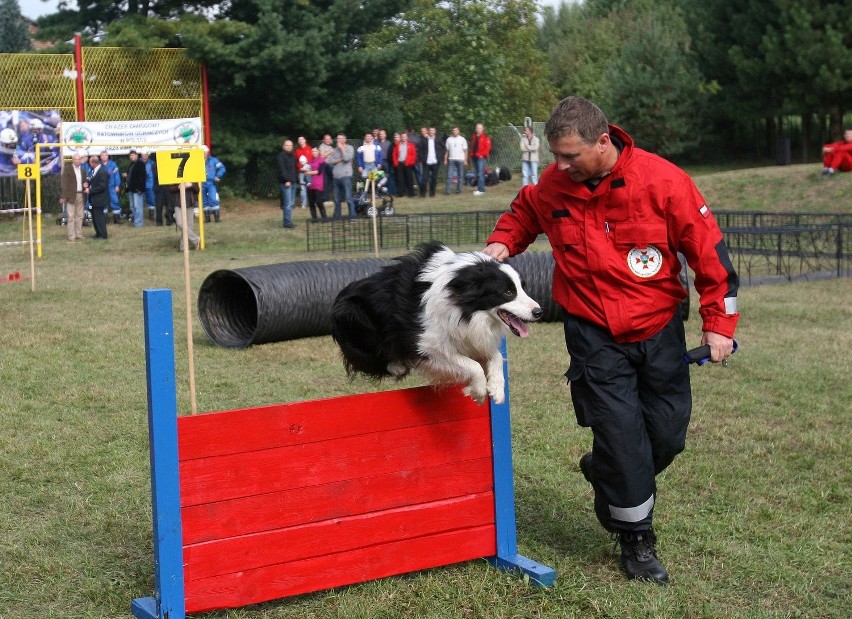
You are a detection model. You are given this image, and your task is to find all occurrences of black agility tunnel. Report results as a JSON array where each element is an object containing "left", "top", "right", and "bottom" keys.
[{"left": 198, "top": 251, "right": 560, "bottom": 349}]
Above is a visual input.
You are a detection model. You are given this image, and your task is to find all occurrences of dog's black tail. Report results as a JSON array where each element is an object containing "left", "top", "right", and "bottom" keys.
[{"left": 331, "top": 285, "right": 398, "bottom": 380}]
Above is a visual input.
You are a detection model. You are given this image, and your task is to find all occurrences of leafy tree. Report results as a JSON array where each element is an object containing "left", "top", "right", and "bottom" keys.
[
  {"left": 684, "top": 0, "right": 850, "bottom": 158},
  {"left": 34, "top": 1, "right": 412, "bottom": 182},
  {"left": 539, "top": 0, "right": 621, "bottom": 104},
  {"left": 34, "top": 0, "right": 222, "bottom": 46},
  {"left": 540, "top": 0, "right": 711, "bottom": 158},
  {"left": 602, "top": 4, "right": 712, "bottom": 157},
  {"left": 168, "top": 0, "right": 412, "bottom": 171},
  {"left": 760, "top": 0, "right": 851, "bottom": 140},
  {"left": 0, "top": 0, "right": 30, "bottom": 52},
  {"left": 369, "top": 0, "right": 555, "bottom": 130}
]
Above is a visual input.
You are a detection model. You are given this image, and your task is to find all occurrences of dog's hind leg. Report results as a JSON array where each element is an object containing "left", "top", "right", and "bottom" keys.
[
  {"left": 484, "top": 352, "right": 506, "bottom": 405},
  {"left": 387, "top": 361, "right": 409, "bottom": 377}
]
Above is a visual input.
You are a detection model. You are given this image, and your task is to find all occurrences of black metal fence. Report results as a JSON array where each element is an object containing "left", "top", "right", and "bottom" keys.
[
  {"left": 714, "top": 211, "right": 852, "bottom": 228},
  {"left": 306, "top": 211, "right": 504, "bottom": 253},
  {"left": 306, "top": 210, "right": 852, "bottom": 284}
]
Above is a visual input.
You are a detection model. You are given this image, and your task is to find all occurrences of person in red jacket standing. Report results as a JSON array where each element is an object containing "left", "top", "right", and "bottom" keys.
[
  {"left": 392, "top": 131, "right": 418, "bottom": 197},
  {"left": 484, "top": 96, "right": 740, "bottom": 585},
  {"left": 295, "top": 136, "right": 313, "bottom": 207},
  {"left": 469, "top": 122, "right": 492, "bottom": 195},
  {"left": 821, "top": 128, "right": 852, "bottom": 176}
]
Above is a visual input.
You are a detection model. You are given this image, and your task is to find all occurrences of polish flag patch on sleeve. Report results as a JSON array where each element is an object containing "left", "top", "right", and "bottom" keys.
[{"left": 699, "top": 204, "right": 710, "bottom": 218}]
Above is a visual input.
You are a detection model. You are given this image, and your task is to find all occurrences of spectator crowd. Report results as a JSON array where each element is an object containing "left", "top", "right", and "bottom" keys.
[
  {"left": 273, "top": 123, "right": 540, "bottom": 226},
  {"left": 54, "top": 144, "right": 226, "bottom": 250}
]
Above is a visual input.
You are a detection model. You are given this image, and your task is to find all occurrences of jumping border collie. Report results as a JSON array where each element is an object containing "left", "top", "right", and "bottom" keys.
[{"left": 331, "top": 241, "right": 543, "bottom": 404}]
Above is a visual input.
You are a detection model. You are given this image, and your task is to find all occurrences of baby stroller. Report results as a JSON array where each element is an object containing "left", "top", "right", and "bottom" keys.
[{"left": 353, "top": 170, "right": 394, "bottom": 217}]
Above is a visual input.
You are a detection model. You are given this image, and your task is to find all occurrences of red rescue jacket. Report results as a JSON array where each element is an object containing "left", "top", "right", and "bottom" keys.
[
  {"left": 470, "top": 132, "right": 492, "bottom": 159},
  {"left": 392, "top": 141, "right": 418, "bottom": 167},
  {"left": 487, "top": 125, "right": 739, "bottom": 342}
]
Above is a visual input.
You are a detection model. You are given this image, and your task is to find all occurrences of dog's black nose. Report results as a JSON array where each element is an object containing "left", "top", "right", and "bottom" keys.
[{"left": 532, "top": 307, "right": 543, "bottom": 320}]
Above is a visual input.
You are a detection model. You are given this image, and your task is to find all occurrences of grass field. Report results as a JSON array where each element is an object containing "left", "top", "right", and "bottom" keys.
[{"left": 0, "top": 163, "right": 850, "bottom": 618}]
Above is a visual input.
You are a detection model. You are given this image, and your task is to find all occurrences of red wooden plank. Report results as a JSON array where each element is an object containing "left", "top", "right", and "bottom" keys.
[
  {"left": 178, "top": 386, "right": 486, "bottom": 460},
  {"left": 184, "top": 492, "right": 495, "bottom": 581},
  {"left": 182, "top": 457, "right": 494, "bottom": 544},
  {"left": 184, "top": 525, "right": 497, "bottom": 614},
  {"left": 179, "top": 416, "right": 491, "bottom": 507}
]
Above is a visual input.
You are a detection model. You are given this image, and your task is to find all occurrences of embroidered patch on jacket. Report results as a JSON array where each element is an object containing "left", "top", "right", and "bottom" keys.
[
  {"left": 627, "top": 245, "right": 663, "bottom": 278},
  {"left": 699, "top": 204, "right": 710, "bottom": 218}
]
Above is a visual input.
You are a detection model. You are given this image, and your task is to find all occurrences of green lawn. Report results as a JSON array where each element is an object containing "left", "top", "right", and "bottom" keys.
[{"left": 0, "top": 165, "right": 849, "bottom": 618}]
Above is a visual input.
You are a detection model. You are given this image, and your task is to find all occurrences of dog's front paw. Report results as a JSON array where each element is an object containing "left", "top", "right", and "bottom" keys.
[
  {"left": 462, "top": 383, "right": 488, "bottom": 404},
  {"left": 488, "top": 389, "right": 505, "bottom": 405},
  {"left": 486, "top": 376, "right": 505, "bottom": 404}
]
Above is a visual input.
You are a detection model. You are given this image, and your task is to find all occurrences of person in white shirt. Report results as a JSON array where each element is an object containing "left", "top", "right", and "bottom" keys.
[
  {"left": 356, "top": 133, "right": 383, "bottom": 179},
  {"left": 443, "top": 127, "right": 468, "bottom": 195}
]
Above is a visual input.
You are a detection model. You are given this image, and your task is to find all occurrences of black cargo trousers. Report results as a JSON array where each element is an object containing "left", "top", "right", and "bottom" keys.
[{"left": 563, "top": 311, "right": 691, "bottom": 533}]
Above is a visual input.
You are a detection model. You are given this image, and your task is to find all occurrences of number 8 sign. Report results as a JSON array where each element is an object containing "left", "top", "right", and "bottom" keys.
[
  {"left": 156, "top": 148, "right": 205, "bottom": 184},
  {"left": 17, "top": 164, "right": 37, "bottom": 180}
]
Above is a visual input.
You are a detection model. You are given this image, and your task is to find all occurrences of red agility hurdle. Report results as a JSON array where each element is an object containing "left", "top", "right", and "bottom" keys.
[{"left": 132, "top": 289, "right": 555, "bottom": 619}]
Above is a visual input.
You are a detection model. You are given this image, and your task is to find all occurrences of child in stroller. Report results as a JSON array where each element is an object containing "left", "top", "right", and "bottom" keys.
[{"left": 353, "top": 170, "right": 394, "bottom": 217}]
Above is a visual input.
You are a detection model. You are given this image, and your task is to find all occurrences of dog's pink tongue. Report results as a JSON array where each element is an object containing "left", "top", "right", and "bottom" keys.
[{"left": 511, "top": 316, "right": 530, "bottom": 338}]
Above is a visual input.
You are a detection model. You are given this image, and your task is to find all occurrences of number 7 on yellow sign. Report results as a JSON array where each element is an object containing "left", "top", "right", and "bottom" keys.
[{"left": 156, "top": 148, "right": 206, "bottom": 185}]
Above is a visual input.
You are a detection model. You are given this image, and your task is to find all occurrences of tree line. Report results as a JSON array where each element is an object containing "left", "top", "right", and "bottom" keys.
[{"left": 2, "top": 0, "right": 850, "bottom": 183}]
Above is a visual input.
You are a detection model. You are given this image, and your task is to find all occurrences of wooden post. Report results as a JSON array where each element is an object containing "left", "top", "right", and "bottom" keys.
[
  {"left": 370, "top": 175, "right": 379, "bottom": 257},
  {"left": 179, "top": 184, "right": 198, "bottom": 415}
]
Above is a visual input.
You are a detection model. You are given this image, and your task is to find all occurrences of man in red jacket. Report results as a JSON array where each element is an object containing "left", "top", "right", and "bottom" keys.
[
  {"left": 469, "top": 122, "right": 492, "bottom": 195},
  {"left": 484, "top": 96, "right": 739, "bottom": 585},
  {"left": 821, "top": 128, "right": 852, "bottom": 176},
  {"left": 392, "top": 131, "right": 418, "bottom": 197}
]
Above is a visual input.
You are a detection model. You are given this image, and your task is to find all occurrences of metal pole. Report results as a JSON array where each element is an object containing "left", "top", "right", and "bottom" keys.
[
  {"left": 74, "top": 34, "right": 85, "bottom": 121},
  {"left": 201, "top": 64, "right": 212, "bottom": 150}
]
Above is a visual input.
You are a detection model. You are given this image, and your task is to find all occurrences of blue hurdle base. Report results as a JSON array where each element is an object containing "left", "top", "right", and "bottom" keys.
[{"left": 489, "top": 554, "right": 558, "bottom": 587}]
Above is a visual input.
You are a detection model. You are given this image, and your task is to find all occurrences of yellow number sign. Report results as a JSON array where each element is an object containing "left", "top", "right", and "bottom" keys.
[
  {"left": 156, "top": 148, "right": 205, "bottom": 184},
  {"left": 17, "top": 164, "right": 37, "bottom": 180}
]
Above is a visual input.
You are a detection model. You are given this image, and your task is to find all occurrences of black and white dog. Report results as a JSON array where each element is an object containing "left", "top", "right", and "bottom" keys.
[{"left": 331, "top": 241, "right": 543, "bottom": 404}]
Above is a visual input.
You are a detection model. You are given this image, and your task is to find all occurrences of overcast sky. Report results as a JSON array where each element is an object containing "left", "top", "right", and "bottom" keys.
[
  {"left": 20, "top": 0, "right": 59, "bottom": 20},
  {"left": 20, "top": 0, "right": 569, "bottom": 21}
]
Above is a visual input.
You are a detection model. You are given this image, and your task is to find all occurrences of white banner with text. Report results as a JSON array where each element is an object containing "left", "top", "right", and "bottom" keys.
[{"left": 60, "top": 117, "right": 203, "bottom": 156}]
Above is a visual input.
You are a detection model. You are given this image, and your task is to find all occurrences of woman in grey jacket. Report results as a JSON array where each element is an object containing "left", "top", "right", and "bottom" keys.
[{"left": 520, "top": 126, "right": 540, "bottom": 186}]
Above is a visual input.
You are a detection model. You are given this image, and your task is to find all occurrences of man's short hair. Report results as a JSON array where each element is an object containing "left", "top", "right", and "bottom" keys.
[{"left": 544, "top": 96, "right": 609, "bottom": 144}]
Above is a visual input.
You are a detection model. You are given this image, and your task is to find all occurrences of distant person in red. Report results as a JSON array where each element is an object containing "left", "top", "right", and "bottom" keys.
[{"left": 821, "top": 128, "right": 852, "bottom": 177}]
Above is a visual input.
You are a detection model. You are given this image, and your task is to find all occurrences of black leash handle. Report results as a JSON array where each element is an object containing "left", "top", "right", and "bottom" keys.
[{"left": 684, "top": 340, "right": 739, "bottom": 366}]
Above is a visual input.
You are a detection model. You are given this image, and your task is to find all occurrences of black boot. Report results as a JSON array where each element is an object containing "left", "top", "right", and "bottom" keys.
[
  {"left": 214, "top": 210, "right": 220, "bottom": 222},
  {"left": 204, "top": 212, "right": 211, "bottom": 223},
  {"left": 579, "top": 452, "right": 593, "bottom": 484},
  {"left": 617, "top": 530, "right": 669, "bottom": 584},
  {"left": 113, "top": 213, "right": 123, "bottom": 224}
]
